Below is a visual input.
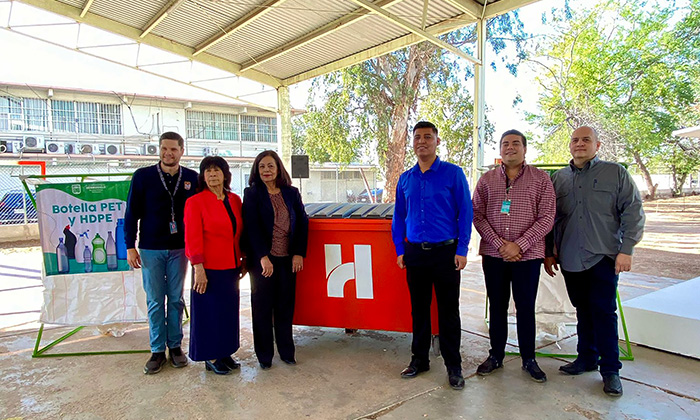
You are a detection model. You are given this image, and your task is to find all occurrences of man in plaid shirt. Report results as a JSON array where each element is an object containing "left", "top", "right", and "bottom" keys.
[{"left": 472, "top": 129, "right": 556, "bottom": 382}]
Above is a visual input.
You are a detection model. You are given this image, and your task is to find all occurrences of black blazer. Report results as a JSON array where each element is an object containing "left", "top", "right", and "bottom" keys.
[{"left": 242, "top": 184, "right": 309, "bottom": 270}]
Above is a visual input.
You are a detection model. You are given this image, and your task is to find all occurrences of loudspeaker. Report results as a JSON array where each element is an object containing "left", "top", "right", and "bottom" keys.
[{"left": 291, "top": 155, "right": 309, "bottom": 178}]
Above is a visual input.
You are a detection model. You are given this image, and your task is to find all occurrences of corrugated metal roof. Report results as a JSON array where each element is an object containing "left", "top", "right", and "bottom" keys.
[
  {"left": 88, "top": 0, "right": 167, "bottom": 29},
  {"left": 261, "top": 15, "right": 409, "bottom": 79},
  {"left": 28, "top": 0, "right": 542, "bottom": 87}
]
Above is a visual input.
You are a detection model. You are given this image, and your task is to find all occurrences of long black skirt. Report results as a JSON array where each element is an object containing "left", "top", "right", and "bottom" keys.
[{"left": 189, "top": 268, "right": 240, "bottom": 361}]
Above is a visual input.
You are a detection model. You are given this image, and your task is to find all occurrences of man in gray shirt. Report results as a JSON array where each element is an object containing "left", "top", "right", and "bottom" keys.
[{"left": 545, "top": 126, "right": 644, "bottom": 397}]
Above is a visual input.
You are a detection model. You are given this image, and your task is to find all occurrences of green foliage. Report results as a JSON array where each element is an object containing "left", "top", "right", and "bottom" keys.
[
  {"left": 418, "top": 80, "right": 495, "bottom": 168},
  {"left": 291, "top": 12, "right": 528, "bottom": 201},
  {"left": 526, "top": 0, "right": 700, "bottom": 198}
]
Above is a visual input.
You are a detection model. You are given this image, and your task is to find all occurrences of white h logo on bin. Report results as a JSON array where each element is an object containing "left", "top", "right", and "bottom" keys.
[{"left": 325, "top": 244, "right": 374, "bottom": 299}]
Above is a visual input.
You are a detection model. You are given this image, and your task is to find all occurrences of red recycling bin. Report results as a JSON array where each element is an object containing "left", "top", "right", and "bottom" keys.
[{"left": 293, "top": 203, "right": 439, "bottom": 333}]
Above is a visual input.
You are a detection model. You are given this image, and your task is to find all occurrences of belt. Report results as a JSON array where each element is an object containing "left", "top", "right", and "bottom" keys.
[{"left": 408, "top": 239, "right": 456, "bottom": 251}]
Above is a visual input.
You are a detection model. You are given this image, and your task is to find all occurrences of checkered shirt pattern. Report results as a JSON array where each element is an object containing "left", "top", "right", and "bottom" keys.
[{"left": 472, "top": 164, "right": 556, "bottom": 260}]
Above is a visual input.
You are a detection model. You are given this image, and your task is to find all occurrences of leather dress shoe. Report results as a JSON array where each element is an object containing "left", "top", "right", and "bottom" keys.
[
  {"left": 281, "top": 358, "right": 297, "bottom": 365},
  {"left": 559, "top": 359, "right": 598, "bottom": 375},
  {"left": 144, "top": 352, "right": 167, "bottom": 374},
  {"left": 522, "top": 359, "right": 547, "bottom": 383},
  {"left": 400, "top": 363, "right": 429, "bottom": 378},
  {"left": 602, "top": 373, "right": 623, "bottom": 397},
  {"left": 169, "top": 347, "right": 189, "bottom": 368},
  {"left": 448, "top": 369, "right": 465, "bottom": 390},
  {"left": 221, "top": 356, "right": 240, "bottom": 370},
  {"left": 205, "top": 360, "right": 232, "bottom": 375},
  {"left": 259, "top": 362, "right": 272, "bottom": 370},
  {"left": 476, "top": 356, "right": 503, "bottom": 376}
]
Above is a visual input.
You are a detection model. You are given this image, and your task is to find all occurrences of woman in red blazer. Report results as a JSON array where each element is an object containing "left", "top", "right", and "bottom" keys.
[
  {"left": 242, "top": 150, "right": 308, "bottom": 369},
  {"left": 184, "top": 156, "right": 245, "bottom": 375}
]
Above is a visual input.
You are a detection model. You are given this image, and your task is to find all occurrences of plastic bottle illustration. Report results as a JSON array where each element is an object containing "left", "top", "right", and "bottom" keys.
[
  {"left": 92, "top": 233, "right": 107, "bottom": 265},
  {"left": 75, "top": 231, "right": 90, "bottom": 264},
  {"left": 106, "top": 231, "right": 117, "bottom": 271},
  {"left": 83, "top": 246, "right": 93, "bottom": 273},
  {"left": 56, "top": 238, "right": 69, "bottom": 274},
  {"left": 115, "top": 219, "right": 127, "bottom": 260},
  {"left": 63, "top": 225, "right": 77, "bottom": 259}
]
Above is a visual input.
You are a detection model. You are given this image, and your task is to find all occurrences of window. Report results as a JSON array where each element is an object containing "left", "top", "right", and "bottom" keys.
[
  {"left": 0, "top": 96, "right": 48, "bottom": 131},
  {"left": 51, "top": 100, "right": 122, "bottom": 135},
  {"left": 76, "top": 102, "right": 99, "bottom": 134},
  {"left": 257, "top": 116, "right": 277, "bottom": 143},
  {"left": 99, "top": 104, "right": 121, "bottom": 135},
  {"left": 240, "top": 115, "right": 277, "bottom": 143},
  {"left": 240, "top": 115, "right": 256, "bottom": 142},
  {"left": 187, "top": 110, "right": 239, "bottom": 141},
  {"left": 51, "top": 100, "right": 76, "bottom": 133}
]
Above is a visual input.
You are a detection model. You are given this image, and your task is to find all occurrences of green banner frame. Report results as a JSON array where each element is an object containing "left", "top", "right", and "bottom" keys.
[{"left": 21, "top": 173, "right": 189, "bottom": 358}]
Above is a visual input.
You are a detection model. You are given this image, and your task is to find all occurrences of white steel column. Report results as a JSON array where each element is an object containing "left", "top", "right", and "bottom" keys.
[
  {"left": 277, "top": 85, "right": 292, "bottom": 168},
  {"left": 472, "top": 17, "right": 486, "bottom": 186}
]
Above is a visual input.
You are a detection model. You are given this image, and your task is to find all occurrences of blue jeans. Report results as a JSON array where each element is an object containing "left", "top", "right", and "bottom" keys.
[{"left": 140, "top": 248, "right": 188, "bottom": 353}]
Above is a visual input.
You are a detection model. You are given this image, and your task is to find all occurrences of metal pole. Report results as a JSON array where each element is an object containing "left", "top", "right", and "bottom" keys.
[{"left": 472, "top": 17, "right": 486, "bottom": 187}]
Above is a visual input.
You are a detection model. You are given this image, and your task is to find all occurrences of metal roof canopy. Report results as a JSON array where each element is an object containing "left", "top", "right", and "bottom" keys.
[
  {"left": 17, "top": 0, "right": 541, "bottom": 89},
  {"left": 12, "top": 0, "right": 542, "bottom": 181}
]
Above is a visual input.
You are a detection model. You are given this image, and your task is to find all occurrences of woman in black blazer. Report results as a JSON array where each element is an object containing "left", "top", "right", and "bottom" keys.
[{"left": 242, "top": 150, "right": 309, "bottom": 369}]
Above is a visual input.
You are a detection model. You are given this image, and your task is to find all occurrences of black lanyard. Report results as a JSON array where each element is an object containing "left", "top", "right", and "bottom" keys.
[{"left": 156, "top": 163, "right": 182, "bottom": 223}]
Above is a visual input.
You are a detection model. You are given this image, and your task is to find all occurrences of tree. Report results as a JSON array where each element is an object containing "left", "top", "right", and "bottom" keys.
[
  {"left": 293, "top": 13, "right": 526, "bottom": 202},
  {"left": 417, "top": 76, "right": 495, "bottom": 169},
  {"left": 527, "top": 0, "right": 700, "bottom": 199}
]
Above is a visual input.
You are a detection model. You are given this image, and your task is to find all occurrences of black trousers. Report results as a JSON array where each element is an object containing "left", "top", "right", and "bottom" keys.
[
  {"left": 404, "top": 242, "right": 462, "bottom": 370},
  {"left": 250, "top": 255, "right": 297, "bottom": 364},
  {"left": 482, "top": 256, "right": 542, "bottom": 361},
  {"left": 562, "top": 257, "right": 622, "bottom": 374}
]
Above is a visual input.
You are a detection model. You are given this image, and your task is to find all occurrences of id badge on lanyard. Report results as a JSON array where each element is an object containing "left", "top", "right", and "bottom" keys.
[
  {"left": 502, "top": 181, "right": 512, "bottom": 214},
  {"left": 501, "top": 200, "right": 511, "bottom": 214},
  {"left": 157, "top": 164, "right": 182, "bottom": 235}
]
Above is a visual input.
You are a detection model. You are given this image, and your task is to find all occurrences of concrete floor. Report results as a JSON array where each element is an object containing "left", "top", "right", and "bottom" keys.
[{"left": 1, "top": 249, "right": 698, "bottom": 420}]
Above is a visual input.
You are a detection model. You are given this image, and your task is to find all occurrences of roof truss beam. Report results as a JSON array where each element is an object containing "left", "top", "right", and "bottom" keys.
[
  {"left": 485, "top": 0, "right": 541, "bottom": 18},
  {"left": 140, "top": 0, "right": 185, "bottom": 38},
  {"left": 79, "top": 0, "right": 94, "bottom": 18},
  {"left": 240, "top": 0, "right": 401, "bottom": 72},
  {"left": 193, "top": 0, "right": 286, "bottom": 57},
  {"left": 18, "top": 0, "right": 282, "bottom": 87},
  {"left": 347, "top": 0, "right": 480, "bottom": 65},
  {"left": 442, "top": 0, "right": 484, "bottom": 19},
  {"left": 283, "top": 13, "right": 475, "bottom": 85}
]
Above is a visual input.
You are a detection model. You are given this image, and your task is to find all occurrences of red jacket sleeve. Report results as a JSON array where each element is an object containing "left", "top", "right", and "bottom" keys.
[{"left": 184, "top": 194, "right": 205, "bottom": 265}]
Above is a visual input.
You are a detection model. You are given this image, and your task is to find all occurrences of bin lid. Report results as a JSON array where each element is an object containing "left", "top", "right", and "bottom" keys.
[{"left": 305, "top": 202, "right": 395, "bottom": 219}]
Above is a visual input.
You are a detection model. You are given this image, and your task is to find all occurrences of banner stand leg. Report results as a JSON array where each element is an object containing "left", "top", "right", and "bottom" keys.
[{"left": 32, "top": 323, "right": 150, "bottom": 358}]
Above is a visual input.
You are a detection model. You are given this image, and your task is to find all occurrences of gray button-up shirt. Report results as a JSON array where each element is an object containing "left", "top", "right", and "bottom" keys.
[{"left": 546, "top": 156, "right": 645, "bottom": 272}]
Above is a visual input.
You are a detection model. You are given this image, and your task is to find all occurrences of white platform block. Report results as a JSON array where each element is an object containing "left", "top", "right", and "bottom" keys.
[{"left": 622, "top": 276, "right": 700, "bottom": 359}]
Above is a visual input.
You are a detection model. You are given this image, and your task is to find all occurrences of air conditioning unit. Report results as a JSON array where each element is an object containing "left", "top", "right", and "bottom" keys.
[
  {"left": 78, "top": 143, "right": 102, "bottom": 155},
  {"left": 64, "top": 142, "right": 78, "bottom": 154},
  {"left": 103, "top": 144, "right": 122, "bottom": 156},
  {"left": 123, "top": 146, "right": 141, "bottom": 155},
  {"left": 203, "top": 146, "right": 219, "bottom": 157},
  {"left": 46, "top": 141, "right": 66, "bottom": 154},
  {"left": 0, "top": 141, "right": 8, "bottom": 154},
  {"left": 143, "top": 144, "right": 159, "bottom": 155},
  {"left": 23, "top": 135, "right": 45, "bottom": 152},
  {"left": 11, "top": 140, "right": 24, "bottom": 154}
]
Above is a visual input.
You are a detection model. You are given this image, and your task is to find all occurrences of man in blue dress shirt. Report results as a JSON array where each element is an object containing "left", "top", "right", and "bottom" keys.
[{"left": 392, "top": 121, "right": 473, "bottom": 390}]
